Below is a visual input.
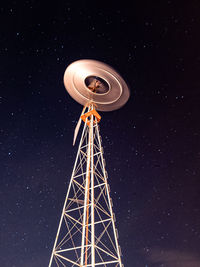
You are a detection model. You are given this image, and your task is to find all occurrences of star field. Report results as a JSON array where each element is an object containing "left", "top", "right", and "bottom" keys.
[{"left": 1, "top": 1, "right": 200, "bottom": 266}]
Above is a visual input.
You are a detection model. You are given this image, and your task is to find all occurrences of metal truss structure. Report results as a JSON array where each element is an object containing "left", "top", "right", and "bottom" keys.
[{"left": 49, "top": 104, "right": 123, "bottom": 267}]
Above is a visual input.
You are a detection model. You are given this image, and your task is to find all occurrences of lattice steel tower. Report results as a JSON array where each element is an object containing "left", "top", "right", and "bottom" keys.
[{"left": 49, "top": 59, "right": 130, "bottom": 267}]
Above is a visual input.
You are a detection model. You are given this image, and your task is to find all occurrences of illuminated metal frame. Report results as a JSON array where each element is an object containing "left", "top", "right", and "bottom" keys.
[{"left": 49, "top": 104, "right": 123, "bottom": 267}]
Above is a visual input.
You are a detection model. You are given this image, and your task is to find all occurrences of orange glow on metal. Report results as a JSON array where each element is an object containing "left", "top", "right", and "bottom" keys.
[{"left": 81, "top": 108, "right": 101, "bottom": 126}]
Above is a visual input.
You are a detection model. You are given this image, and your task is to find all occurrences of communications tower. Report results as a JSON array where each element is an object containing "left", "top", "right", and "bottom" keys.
[{"left": 49, "top": 59, "right": 130, "bottom": 267}]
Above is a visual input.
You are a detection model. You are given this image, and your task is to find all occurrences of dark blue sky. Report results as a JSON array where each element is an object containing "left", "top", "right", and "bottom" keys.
[{"left": 1, "top": 1, "right": 200, "bottom": 266}]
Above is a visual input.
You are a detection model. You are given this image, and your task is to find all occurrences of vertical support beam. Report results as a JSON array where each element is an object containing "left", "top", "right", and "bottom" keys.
[
  {"left": 90, "top": 105, "right": 95, "bottom": 267},
  {"left": 80, "top": 105, "right": 91, "bottom": 266}
]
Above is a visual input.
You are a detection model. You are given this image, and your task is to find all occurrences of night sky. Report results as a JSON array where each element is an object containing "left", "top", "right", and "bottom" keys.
[{"left": 1, "top": 1, "right": 200, "bottom": 266}]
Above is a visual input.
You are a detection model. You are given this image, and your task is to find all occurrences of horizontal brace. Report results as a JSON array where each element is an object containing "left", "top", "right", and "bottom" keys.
[
  {"left": 65, "top": 203, "right": 91, "bottom": 213},
  {"left": 93, "top": 182, "right": 106, "bottom": 189},
  {"left": 83, "top": 260, "right": 119, "bottom": 266},
  {"left": 73, "top": 172, "right": 87, "bottom": 179},
  {"left": 87, "top": 218, "right": 111, "bottom": 226},
  {"left": 55, "top": 244, "right": 92, "bottom": 253},
  {"left": 65, "top": 205, "right": 84, "bottom": 213},
  {"left": 80, "top": 144, "right": 89, "bottom": 149},
  {"left": 94, "top": 151, "right": 101, "bottom": 156}
]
